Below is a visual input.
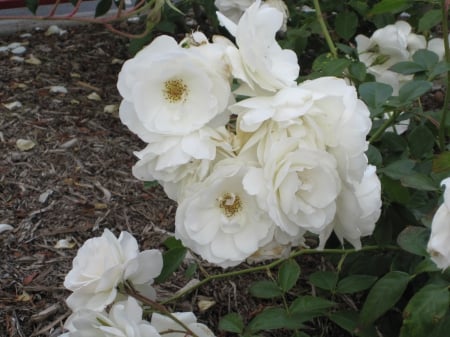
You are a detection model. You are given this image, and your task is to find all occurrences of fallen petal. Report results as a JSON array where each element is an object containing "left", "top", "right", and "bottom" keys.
[{"left": 16, "top": 139, "right": 36, "bottom": 151}]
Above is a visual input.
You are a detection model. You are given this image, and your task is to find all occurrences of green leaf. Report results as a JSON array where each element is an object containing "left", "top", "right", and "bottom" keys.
[
  {"left": 358, "top": 82, "right": 393, "bottom": 111},
  {"left": 397, "top": 226, "right": 430, "bottom": 256},
  {"left": 414, "top": 258, "right": 440, "bottom": 274},
  {"left": 369, "top": 0, "right": 409, "bottom": 15},
  {"left": 400, "top": 173, "right": 439, "bottom": 191},
  {"left": 249, "top": 280, "right": 283, "bottom": 299},
  {"left": 433, "top": 152, "right": 450, "bottom": 173},
  {"left": 312, "top": 55, "right": 351, "bottom": 77},
  {"left": 248, "top": 308, "right": 304, "bottom": 332},
  {"left": 418, "top": 9, "right": 442, "bottom": 33},
  {"left": 429, "top": 61, "right": 450, "bottom": 79},
  {"left": 278, "top": 260, "right": 301, "bottom": 292},
  {"left": 95, "top": 0, "right": 113, "bottom": 17},
  {"left": 336, "top": 275, "right": 377, "bottom": 294},
  {"left": 290, "top": 296, "right": 336, "bottom": 319},
  {"left": 359, "top": 271, "right": 411, "bottom": 327},
  {"left": 389, "top": 61, "right": 426, "bottom": 75},
  {"left": 162, "top": 237, "right": 184, "bottom": 249},
  {"left": 412, "top": 49, "right": 439, "bottom": 71},
  {"left": 349, "top": 61, "right": 367, "bottom": 82},
  {"left": 398, "top": 80, "right": 432, "bottom": 103},
  {"left": 25, "top": 0, "right": 38, "bottom": 14},
  {"left": 380, "top": 159, "right": 415, "bottom": 180},
  {"left": 400, "top": 284, "right": 450, "bottom": 337},
  {"left": 143, "top": 180, "right": 159, "bottom": 189},
  {"left": 335, "top": 11, "right": 358, "bottom": 40},
  {"left": 329, "top": 311, "right": 378, "bottom": 337},
  {"left": 367, "top": 144, "right": 382, "bottom": 167},
  {"left": 155, "top": 247, "right": 187, "bottom": 283},
  {"left": 309, "top": 271, "right": 338, "bottom": 291},
  {"left": 381, "top": 176, "right": 411, "bottom": 204},
  {"left": 184, "top": 262, "right": 197, "bottom": 279},
  {"left": 430, "top": 311, "right": 450, "bottom": 337},
  {"left": 408, "top": 125, "right": 435, "bottom": 159},
  {"left": 219, "top": 313, "right": 244, "bottom": 334}
]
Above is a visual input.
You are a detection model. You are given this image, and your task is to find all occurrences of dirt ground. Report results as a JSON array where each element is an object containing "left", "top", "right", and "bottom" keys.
[{"left": 0, "top": 23, "right": 187, "bottom": 336}]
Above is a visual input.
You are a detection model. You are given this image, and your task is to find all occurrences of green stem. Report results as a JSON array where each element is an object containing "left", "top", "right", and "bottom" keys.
[
  {"left": 369, "top": 111, "right": 400, "bottom": 143},
  {"left": 162, "top": 245, "right": 398, "bottom": 304},
  {"left": 312, "top": 0, "right": 338, "bottom": 58},
  {"left": 439, "top": 0, "right": 450, "bottom": 150}
]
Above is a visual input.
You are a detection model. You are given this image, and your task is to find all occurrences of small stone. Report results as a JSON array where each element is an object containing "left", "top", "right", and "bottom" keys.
[
  {"left": 103, "top": 104, "right": 117, "bottom": 114},
  {"left": 60, "top": 138, "right": 78, "bottom": 149},
  {"left": 7, "top": 42, "right": 21, "bottom": 49},
  {"left": 0, "top": 46, "right": 9, "bottom": 53},
  {"left": 49, "top": 85, "right": 68, "bottom": 94},
  {"left": 20, "top": 33, "right": 32, "bottom": 38},
  {"left": 0, "top": 224, "right": 13, "bottom": 234},
  {"left": 87, "top": 92, "right": 101, "bottom": 101},
  {"left": 54, "top": 239, "right": 76, "bottom": 249},
  {"left": 38, "top": 189, "right": 53, "bottom": 203},
  {"left": 11, "top": 46, "right": 26, "bottom": 55},
  {"left": 3, "top": 101, "right": 22, "bottom": 110},
  {"left": 16, "top": 139, "right": 36, "bottom": 151},
  {"left": 111, "top": 58, "right": 124, "bottom": 65},
  {"left": 45, "top": 25, "right": 67, "bottom": 36}
]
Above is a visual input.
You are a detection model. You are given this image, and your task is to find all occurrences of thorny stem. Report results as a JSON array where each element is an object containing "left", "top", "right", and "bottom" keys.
[
  {"left": 312, "top": 0, "right": 338, "bottom": 58},
  {"left": 163, "top": 245, "right": 399, "bottom": 304},
  {"left": 439, "top": 0, "right": 450, "bottom": 150},
  {"left": 124, "top": 282, "right": 200, "bottom": 337},
  {"left": 369, "top": 110, "right": 400, "bottom": 143}
]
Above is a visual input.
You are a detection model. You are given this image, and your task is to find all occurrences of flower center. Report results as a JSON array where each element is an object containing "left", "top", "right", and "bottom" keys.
[
  {"left": 163, "top": 79, "right": 189, "bottom": 103},
  {"left": 218, "top": 192, "right": 242, "bottom": 218}
]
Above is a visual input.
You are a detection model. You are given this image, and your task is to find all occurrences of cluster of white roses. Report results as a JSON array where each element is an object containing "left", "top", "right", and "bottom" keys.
[
  {"left": 117, "top": 0, "right": 382, "bottom": 268},
  {"left": 60, "top": 229, "right": 215, "bottom": 337},
  {"left": 356, "top": 20, "right": 447, "bottom": 95}
]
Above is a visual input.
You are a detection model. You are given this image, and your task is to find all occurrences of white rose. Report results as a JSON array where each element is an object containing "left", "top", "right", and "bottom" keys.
[
  {"left": 64, "top": 229, "right": 163, "bottom": 311},
  {"left": 151, "top": 312, "right": 215, "bottom": 337},
  {"left": 216, "top": 0, "right": 299, "bottom": 93},
  {"left": 242, "top": 127, "right": 341, "bottom": 236},
  {"left": 427, "top": 178, "right": 450, "bottom": 270},
  {"left": 233, "top": 77, "right": 371, "bottom": 183},
  {"left": 214, "top": 0, "right": 255, "bottom": 23},
  {"left": 117, "top": 34, "right": 232, "bottom": 137},
  {"left": 60, "top": 297, "right": 160, "bottom": 337},
  {"left": 355, "top": 21, "right": 426, "bottom": 95},
  {"left": 320, "top": 165, "right": 382, "bottom": 249},
  {"left": 175, "top": 158, "right": 275, "bottom": 268}
]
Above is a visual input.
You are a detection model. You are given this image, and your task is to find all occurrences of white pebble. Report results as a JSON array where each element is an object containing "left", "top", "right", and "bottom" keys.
[{"left": 50, "top": 85, "right": 68, "bottom": 94}]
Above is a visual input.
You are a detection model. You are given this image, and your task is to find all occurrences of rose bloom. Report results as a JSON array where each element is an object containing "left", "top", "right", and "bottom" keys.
[
  {"left": 319, "top": 165, "right": 382, "bottom": 249},
  {"left": 64, "top": 229, "right": 163, "bottom": 311},
  {"left": 241, "top": 125, "right": 341, "bottom": 236},
  {"left": 427, "top": 178, "right": 450, "bottom": 270},
  {"left": 151, "top": 312, "right": 215, "bottom": 337},
  {"left": 117, "top": 33, "right": 232, "bottom": 137},
  {"left": 216, "top": 0, "right": 299, "bottom": 93},
  {"left": 60, "top": 297, "right": 160, "bottom": 337},
  {"left": 233, "top": 77, "right": 371, "bottom": 184},
  {"left": 355, "top": 21, "right": 426, "bottom": 95},
  {"left": 175, "top": 158, "right": 275, "bottom": 268}
]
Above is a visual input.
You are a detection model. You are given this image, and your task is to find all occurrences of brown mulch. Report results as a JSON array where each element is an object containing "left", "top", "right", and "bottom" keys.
[{"left": 0, "top": 23, "right": 182, "bottom": 337}]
